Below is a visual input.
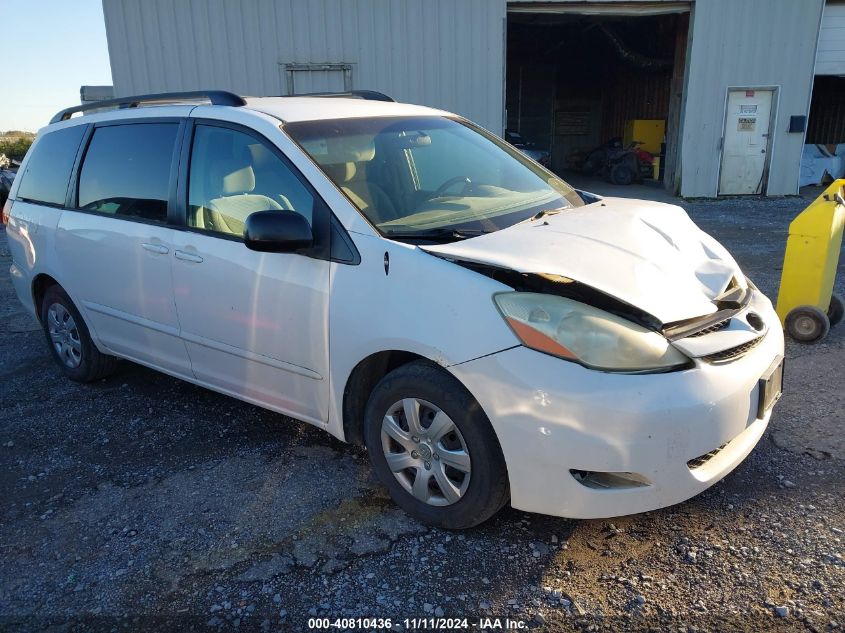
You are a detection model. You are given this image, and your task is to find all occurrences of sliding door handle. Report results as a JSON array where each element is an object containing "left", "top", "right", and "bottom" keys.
[
  {"left": 141, "top": 243, "right": 169, "bottom": 254},
  {"left": 175, "top": 250, "right": 204, "bottom": 263}
]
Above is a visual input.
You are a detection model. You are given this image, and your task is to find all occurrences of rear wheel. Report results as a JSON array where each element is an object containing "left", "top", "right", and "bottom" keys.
[
  {"left": 40, "top": 285, "right": 118, "bottom": 382},
  {"left": 363, "top": 361, "right": 509, "bottom": 529},
  {"left": 785, "top": 305, "right": 830, "bottom": 343},
  {"left": 827, "top": 293, "right": 844, "bottom": 327}
]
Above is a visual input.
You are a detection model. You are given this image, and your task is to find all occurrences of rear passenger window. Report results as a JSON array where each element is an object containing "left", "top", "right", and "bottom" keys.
[
  {"left": 78, "top": 123, "right": 178, "bottom": 223},
  {"left": 16, "top": 125, "right": 87, "bottom": 206}
]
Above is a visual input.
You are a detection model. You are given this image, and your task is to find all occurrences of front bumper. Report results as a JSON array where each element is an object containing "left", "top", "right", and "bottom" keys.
[{"left": 449, "top": 302, "right": 784, "bottom": 519}]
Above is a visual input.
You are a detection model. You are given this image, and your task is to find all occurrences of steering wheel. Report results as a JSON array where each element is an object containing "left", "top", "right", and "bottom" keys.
[{"left": 433, "top": 176, "right": 473, "bottom": 198}]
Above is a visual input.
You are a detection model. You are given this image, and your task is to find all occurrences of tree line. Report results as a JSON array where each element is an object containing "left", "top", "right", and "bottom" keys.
[{"left": 0, "top": 136, "right": 34, "bottom": 161}]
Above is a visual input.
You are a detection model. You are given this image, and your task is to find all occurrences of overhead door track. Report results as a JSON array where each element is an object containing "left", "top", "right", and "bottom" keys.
[{"left": 507, "top": 2, "right": 691, "bottom": 17}]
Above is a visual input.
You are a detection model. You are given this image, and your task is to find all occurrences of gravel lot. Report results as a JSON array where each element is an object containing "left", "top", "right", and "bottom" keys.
[{"left": 1, "top": 189, "right": 843, "bottom": 632}]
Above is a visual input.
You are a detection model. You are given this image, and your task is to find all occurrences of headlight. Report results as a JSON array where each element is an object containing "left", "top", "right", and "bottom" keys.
[{"left": 494, "top": 292, "right": 690, "bottom": 372}]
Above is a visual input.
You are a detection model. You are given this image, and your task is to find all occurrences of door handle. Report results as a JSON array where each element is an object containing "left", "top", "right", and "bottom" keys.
[
  {"left": 141, "top": 243, "right": 169, "bottom": 254},
  {"left": 175, "top": 250, "right": 204, "bottom": 263}
]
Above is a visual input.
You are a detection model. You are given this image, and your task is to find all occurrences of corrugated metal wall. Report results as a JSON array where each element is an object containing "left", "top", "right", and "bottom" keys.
[
  {"left": 816, "top": 2, "right": 845, "bottom": 75},
  {"left": 102, "top": 0, "right": 506, "bottom": 133},
  {"left": 679, "top": 0, "right": 824, "bottom": 197}
]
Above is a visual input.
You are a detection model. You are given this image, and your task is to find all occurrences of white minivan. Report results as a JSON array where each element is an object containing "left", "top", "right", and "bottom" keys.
[{"left": 3, "top": 91, "right": 784, "bottom": 529}]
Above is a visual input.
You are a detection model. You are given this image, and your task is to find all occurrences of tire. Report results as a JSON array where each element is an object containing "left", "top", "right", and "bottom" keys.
[
  {"left": 40, "top": 285, "right": 118, "bottom": 382},
  {"left": 581, "top": 149, "right": 605, "bottom": 176},
  {"left": 581, "top": 159, "right": 599, "bottom": 176},
  {"left": 827, "top": 293, "right": 844, "bottom": 327},
  {"left": 363, "top": 361, "right": 509, "bottom": 529},
  {"left": 784, "top": 305, "right": 830, "bottom": 343},
  {"left": 609, "top": 162, "right": 635, "bottom": 186}
]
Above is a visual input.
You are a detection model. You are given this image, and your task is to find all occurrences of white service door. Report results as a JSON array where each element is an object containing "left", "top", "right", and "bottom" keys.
[
  {"left": 719, "top": 89, "right": 774, "bottom": 195},
  {"left": 172, "top": 122, "right": 331, "bottom": 424}
]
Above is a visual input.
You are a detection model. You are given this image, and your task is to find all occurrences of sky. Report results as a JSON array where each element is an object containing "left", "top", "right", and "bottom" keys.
[{"left": 0, "top": 0, "right": 112, "bottom": 132}]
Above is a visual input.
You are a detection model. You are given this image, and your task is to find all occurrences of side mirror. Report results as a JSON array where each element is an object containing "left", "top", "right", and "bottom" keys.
[{"left": 244, "top": 211, "right": 313, "bottom": 253}]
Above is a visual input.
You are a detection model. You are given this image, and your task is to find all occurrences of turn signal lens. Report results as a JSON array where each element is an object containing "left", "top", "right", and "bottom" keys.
[{"left": 494, "top": 292, "right": 690, "bottom": 372}]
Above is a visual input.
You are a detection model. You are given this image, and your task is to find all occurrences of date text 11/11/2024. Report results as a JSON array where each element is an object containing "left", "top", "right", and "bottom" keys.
[{"left": 306, "top": 617, "right": 530, "bottom": 630}]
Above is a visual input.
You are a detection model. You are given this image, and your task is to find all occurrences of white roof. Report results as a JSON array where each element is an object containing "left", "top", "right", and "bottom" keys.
[{"left": 243, "top": 96, "right": 451, "bottom": 123}]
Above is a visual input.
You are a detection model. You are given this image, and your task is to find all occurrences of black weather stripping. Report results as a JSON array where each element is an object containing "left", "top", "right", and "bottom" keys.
[{"left": 50, "top": 90, "right": 247, "bottom": 124}]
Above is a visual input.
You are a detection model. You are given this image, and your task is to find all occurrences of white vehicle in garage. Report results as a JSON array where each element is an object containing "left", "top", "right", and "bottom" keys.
[{"left": 3, "top": 91, "right": 784, "bottom": 529}]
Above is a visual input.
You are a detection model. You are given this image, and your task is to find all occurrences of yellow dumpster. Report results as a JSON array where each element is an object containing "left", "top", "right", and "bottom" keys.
[{"left": 776, "top": 180, "right": 845, "bottom": 342}]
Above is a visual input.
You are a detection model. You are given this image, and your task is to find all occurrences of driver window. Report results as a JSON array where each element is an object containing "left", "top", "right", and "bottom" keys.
[{"left": 188, "top": 125, "right": 315, "bottom": 237}]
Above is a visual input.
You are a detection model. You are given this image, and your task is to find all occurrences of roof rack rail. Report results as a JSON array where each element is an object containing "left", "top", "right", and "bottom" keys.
[
  {"left": 293, "top": 90, "right": 395, "bottom": 102},
  {"left": 50, "top": 90, "right": 246, "bottom": 124}
]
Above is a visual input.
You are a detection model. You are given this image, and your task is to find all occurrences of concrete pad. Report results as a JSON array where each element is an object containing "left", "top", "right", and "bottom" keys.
[{"left": 562, "top": 171, "right": 680, "bottom": 205}]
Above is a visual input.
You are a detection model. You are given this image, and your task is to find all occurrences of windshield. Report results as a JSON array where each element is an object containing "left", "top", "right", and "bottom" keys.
[{"left": 285, "top": 116, "right": 583, "bottom": 240}]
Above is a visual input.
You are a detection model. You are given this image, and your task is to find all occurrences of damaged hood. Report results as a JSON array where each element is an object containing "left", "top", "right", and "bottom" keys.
[{"left": 420, "top": 197, "right": 745, "bottom": 324}]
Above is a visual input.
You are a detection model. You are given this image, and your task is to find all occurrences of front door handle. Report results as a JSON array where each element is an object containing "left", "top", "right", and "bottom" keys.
[
  {"left": 175, "top": 250, "right": 204, "bottom": 263},
  {"left": 141, "top": 242, "right": 169, "bottom": 255}
]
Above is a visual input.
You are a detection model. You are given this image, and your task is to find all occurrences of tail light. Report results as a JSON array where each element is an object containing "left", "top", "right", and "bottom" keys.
[{"left": 1, "top": 198, "right": 11, "bottom": 225}]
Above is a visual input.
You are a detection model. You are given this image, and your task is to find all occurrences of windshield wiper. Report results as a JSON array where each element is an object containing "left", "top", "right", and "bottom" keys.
[
  {"left": 382, "top": 227, "right": 488, "bottom": 242},
  {"left": 518, "top": 207, "right": 565, "bottom": 224}
]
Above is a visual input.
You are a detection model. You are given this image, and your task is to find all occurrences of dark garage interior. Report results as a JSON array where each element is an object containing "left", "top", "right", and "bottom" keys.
[
  {"left": 807, "top": 76, "right": 845, "bottom": 145},
  {"left": 506, "top": 9, "right": 690, "bottom": 189}
]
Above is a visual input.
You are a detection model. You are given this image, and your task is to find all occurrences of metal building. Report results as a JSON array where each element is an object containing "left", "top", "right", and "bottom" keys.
[{"left": 102, "top": 0, "right": 827, "bottom": 198}]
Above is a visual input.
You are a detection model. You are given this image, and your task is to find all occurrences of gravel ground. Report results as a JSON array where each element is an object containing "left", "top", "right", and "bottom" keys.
[{"left": 0, "top": 189, "right": 843, "bottom": 633}]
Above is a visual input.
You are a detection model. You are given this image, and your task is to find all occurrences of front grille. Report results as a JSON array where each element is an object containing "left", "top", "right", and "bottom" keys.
[
  {"left": 688, "top": 318, "right": 731, "bottom": 337},
  {"left": 687, "top": 443, "right": 728, "bottom": 470},
  {"left": 702, "top": 336, "right": 763, "bottom": 363}
]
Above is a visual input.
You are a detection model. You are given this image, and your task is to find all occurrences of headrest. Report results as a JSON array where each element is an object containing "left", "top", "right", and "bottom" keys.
[
  {"left": 322, "top": 162, "right": 357, "bottom": 184},
  {"left": 211, "top": 159, "right": 256, "bottom": 196},
  {"left": 247, "top": 142, "right": 275, "bottom": 168},
  {"left": 302, "top": 135, "right": 376, "bottom": 165}
]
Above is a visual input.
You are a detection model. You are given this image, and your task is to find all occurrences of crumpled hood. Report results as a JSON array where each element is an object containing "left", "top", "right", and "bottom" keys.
[{"left": 421, "top": 197, "right": 745, "bottom": 324}]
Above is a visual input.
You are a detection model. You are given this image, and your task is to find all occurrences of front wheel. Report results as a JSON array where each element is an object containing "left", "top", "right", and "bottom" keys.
[
  {"left": 609, "top": 162, "right": 635, "bottom": 185},
  {"left": 363, "top": 361, "right": 509, "bottom": 529},
  {"left": 581, "top": 149, "right": 605, "bottom": 175}
]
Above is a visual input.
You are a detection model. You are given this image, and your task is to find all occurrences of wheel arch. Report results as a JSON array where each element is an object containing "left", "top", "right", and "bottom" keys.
[
  {"left": 342, "top": 350, "right": 436, "bottom": 446},
  {"left": 31, "top": 273, "right": 62, "bottom": 322}
]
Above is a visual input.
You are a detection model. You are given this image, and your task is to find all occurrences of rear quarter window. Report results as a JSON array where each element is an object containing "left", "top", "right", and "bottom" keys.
[{"left": 16, "top": 125, "right": 87, "bottom": 206}]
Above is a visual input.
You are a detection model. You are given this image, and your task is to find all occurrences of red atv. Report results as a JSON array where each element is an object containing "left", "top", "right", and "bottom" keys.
[
  {"left": 582, "top": 138, "right": 654, "bottom": 185},
  {"left": 605, "top": 141, "right": 654, "bottom": 185}
]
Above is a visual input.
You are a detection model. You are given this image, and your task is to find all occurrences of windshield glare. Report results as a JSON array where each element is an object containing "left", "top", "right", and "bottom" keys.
[{"left": 285, "top": 116, "right": 583, "bottom": 239}]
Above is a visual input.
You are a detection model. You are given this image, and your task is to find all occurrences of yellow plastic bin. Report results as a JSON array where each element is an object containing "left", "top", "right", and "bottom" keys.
[{"left": 775, "top": 180, "right": 845, "bottom": 342}]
